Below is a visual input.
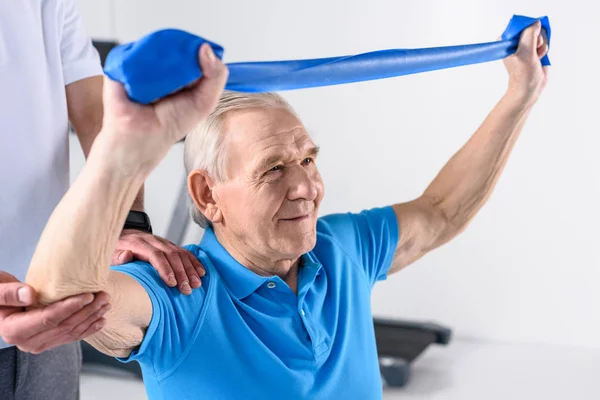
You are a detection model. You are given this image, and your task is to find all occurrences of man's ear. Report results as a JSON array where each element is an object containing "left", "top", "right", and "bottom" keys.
[{"left": 188, "top": 171, "right": 223, "bottom": 224}]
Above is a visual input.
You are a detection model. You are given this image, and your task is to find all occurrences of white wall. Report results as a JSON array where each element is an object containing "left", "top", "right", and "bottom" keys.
[{"left": 72, "top": 0, "right": 600, "bottom": 350}]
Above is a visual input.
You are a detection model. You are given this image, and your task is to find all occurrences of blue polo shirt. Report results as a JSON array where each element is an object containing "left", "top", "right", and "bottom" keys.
[{"left": 111, "top": 206, "right": 399, "bottom": 400}]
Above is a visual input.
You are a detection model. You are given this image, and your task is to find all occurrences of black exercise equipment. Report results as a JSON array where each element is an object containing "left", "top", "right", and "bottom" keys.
[{"left": 374, "top": 318, "right": 451, "bottom": 387}]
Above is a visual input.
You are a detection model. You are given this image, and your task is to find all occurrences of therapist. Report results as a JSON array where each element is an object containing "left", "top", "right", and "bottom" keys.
[{"left": 0, "top": 1, "right": 204, "bottom": 399}]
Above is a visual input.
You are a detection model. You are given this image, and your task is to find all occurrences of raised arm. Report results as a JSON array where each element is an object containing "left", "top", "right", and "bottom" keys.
[
  {"left": 67, "top": 68, "right": 206, "bottom": 295},
  {"left": 389, "top": 21, "right": 549, "bottom": 273},
  {"left": 25, "top": 43, "right": 228, "bottom": 356}
]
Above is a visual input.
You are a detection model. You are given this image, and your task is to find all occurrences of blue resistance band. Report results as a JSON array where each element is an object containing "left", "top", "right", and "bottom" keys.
[{"left": 104, "top": 14, "right": 551, "bottom": 104}]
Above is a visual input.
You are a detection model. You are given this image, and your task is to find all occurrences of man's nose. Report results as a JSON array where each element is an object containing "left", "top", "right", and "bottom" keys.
[{"left": 286, "top": 165, "right": 318, "bottom": 202}]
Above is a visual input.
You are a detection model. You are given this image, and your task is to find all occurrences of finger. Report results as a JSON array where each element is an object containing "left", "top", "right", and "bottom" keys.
[
  {"left": 0, "top": 271, "right": 20, "bottom": 284},
  {"left": 120, "top": 238, "right": 177, "bottom": 287},
  {"left": 111, "top": 249, "right": 134, "bottom": 265},
  {"left": 146, "top": 238, "right": 202, "bottom": 289},
  {"left": 141, "top": 234, "right": 180, "bottom": 255},
  {"left": 78, "top": 317, "right": 107, "bottom": 342},
  {"left": 27, "top": 316, "right": 108, "bottom": 355},
  {"left": 192, "top": 43, "right": 229, "bottom": 115},
  {"left": 1, "top": 293, "right": 94, "bottom": 343},
  {"left": 58, "top": 294, "right": 110, "bottom": 331},
  {"left": 103, "top": 75, "right": 132, "bottom": 108},
  {"left": 150, "top": 251, "right": 177, "bottom": 287},
  {"left": 0, "top": 283, "right": 36, "bottom": 307},
  {"left": 538, "top": 27, "right": 549, "bottom": 52},
  {"left": 69, "top": 304, "right": 111, "bottom": 338},
  {"left": 180, "top": 252, "right": 201, "bottom": 289},
  {"left": 164, "top": 252, "right": 192, "bottom": 294},
  {"left": 51, "top": 314, "right": 108, "bottom": 352},
  {"left": 537, "top": 43, "right": 549, "bottom": 59},
  {"left": 162, "top": 43, "right": 229, "bottom": 128},
  {"left": 0, "top": 305, "right": 22, "bottom": 321},
  {"left": 127, "top": 234, "right": 201, "bottom": 291},
  {"left": 28, "top": 303, "right": 111, "bottom": 354},
  {"left": 530, "top": 21, "right": 542, "bottom": 56},
  {"left": 188, "top": 252, "right": 206, "bottom": 278},
  {"left": 6, "top": 292, "right": 107, "bottom": 350},
  {"left": 517, "top": 21, "right": 540, "bottom": 57}
]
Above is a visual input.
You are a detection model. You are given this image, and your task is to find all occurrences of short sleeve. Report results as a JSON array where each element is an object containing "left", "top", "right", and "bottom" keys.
[
  {"left": 59, "top": 0, "right": 102, "bottom": 85},
  {"left": 110, "top": 252, "right": 209, "bottom": 375},
  {"left": 317, "top": 206, "right": 399, "bottom": 286}
]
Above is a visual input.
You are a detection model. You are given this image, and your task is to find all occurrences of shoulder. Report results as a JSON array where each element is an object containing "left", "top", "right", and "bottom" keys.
[{"left": 316, "top": 206, "right": 398, "bottom": 244}]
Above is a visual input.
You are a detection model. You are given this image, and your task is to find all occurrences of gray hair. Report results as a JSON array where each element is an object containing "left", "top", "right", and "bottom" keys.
[{"left": 184, "top": 91, "right": 297, "bottom": 228}]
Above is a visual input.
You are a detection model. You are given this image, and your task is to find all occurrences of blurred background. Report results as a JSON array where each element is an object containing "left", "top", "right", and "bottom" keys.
[{"left": 69, "top": 0, "right": 599, "bottom": 398}]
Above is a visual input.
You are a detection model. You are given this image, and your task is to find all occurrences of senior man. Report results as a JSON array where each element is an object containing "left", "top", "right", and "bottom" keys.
[{"left": 25, "top": 22, "right": 548, "bottom": 400}]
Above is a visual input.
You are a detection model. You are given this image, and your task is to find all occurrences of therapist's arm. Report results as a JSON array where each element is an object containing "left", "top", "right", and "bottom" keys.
[{"left": 25, "top": 44, "right": 228, "bottom": 356}]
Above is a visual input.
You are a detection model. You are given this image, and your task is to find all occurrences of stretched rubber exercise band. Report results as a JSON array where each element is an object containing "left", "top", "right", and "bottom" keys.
[{"left": 104, "top": 14, "right": 551, "bottom": 104}]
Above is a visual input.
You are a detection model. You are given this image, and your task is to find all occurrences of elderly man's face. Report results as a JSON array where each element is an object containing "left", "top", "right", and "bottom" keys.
[{"left": 215, "top": 107, "right": 324, "bottom": 261}]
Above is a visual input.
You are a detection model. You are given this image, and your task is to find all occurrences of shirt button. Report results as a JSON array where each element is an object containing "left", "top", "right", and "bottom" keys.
[{"left": 267, "top": 282, "right": 276, "bottom": 289}]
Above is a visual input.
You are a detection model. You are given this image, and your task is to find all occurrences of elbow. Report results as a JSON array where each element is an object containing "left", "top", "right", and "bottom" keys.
[
  {"left": 420, "top": 197, "right": 471, "bottom": 250},
  {"left": 423, "top": 193, "right": 484, "bottom": 243},
  {"left": 24, "top": 244, "right": 110, "bottom": 305},
  {"left": 25, "top": 266, "right": 107, "bottom": 306}
]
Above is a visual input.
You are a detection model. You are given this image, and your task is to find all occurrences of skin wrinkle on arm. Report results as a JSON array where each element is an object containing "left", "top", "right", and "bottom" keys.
[
  {"left": 25, "top": 130, "right": 147, "bottom": 302},
  {"left": 85, "top": 272, "right": 150, "bottom": 358},
  {"left": 25, "top": 136, "right": 153, "bottom": 356}
]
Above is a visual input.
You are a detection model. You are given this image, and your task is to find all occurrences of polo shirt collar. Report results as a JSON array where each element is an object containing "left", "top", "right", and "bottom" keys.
[
  {"left": 199, "top": 227, "right": 322, "bottom": 300},
  {"left": 200, "top": 227, "right": 267, "bottom": 299}
]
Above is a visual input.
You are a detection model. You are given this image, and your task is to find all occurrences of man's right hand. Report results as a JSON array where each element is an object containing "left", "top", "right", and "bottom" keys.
[
  {"left": 100, "top": 42, "right": 229, "bottom": 170},
  {"left": 0, "top": 271, "right": 110, "bottom": 354}
]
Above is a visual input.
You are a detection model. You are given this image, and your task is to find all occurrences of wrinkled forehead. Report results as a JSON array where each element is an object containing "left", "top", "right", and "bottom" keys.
[{"left": 224, "top": 107, "right": 315, "bottom": 165}]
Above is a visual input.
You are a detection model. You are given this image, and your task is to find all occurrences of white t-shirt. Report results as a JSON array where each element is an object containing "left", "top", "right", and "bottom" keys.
[{"left": 0, "top": 1, "right": 102, "bottom": 285}]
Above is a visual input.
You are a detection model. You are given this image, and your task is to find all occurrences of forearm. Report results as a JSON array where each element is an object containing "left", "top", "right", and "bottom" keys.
[
  {"left": 77, "top": 121, "right": 146, "bottom": 214},
  {"left": 80, "top": 123, "right": 145, "bottom": 213},
  {"left": 423, "top": 91, "right": 534, "bottom": 229},
  {"left": 25, "top": 133, "right": 150, "bottom": 304},
  {"left": 82, "top": 133, "right": 145, "bottom": 213},
  {"left": 77, "top": 122, "right": 144, "bottom": 216},
  {"left": 69, "top": 76, "right": 146, "bottom": 214}
]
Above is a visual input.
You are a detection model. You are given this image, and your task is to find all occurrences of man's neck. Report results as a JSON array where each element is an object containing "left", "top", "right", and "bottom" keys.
[{"left": 213, "top": 228, "right": 301, "bottom": 294}]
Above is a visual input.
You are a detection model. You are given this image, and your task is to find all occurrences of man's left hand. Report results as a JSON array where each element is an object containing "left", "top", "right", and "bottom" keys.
[
  {"left": 112, "top": 230, "right": 205, "bottom": 295},
  {"left": 503, "top": 20, "right": 549, "bottom": 106}
]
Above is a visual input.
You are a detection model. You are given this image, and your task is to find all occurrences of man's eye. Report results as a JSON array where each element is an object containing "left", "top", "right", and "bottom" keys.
[
  {"left": 269, "top": 165, "right": 283, "bottom": 172},
  {"left": 302, "top": 158, "right": 313, "bottom": 165}
]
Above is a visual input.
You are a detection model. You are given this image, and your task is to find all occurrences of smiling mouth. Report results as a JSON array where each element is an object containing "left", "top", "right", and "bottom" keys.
[{"left": 281, "top": 214, "right": 310, "bottom": 222}]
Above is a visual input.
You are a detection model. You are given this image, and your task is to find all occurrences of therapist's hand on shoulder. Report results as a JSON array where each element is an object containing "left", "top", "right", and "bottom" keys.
[
  {"left": 112, "top": 230, "right": 206, "bottom": 295},
  {"left": 0, "top": 271, "right": 110, "bottom": 354}
]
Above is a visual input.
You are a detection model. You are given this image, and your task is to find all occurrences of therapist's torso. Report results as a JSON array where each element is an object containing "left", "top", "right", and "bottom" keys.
[
  {"left": 0, "top": 0, "right": 100, "bottom": 281},
  {"left": 0, "top": 0, "right": 101, "bottom": 349}
]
